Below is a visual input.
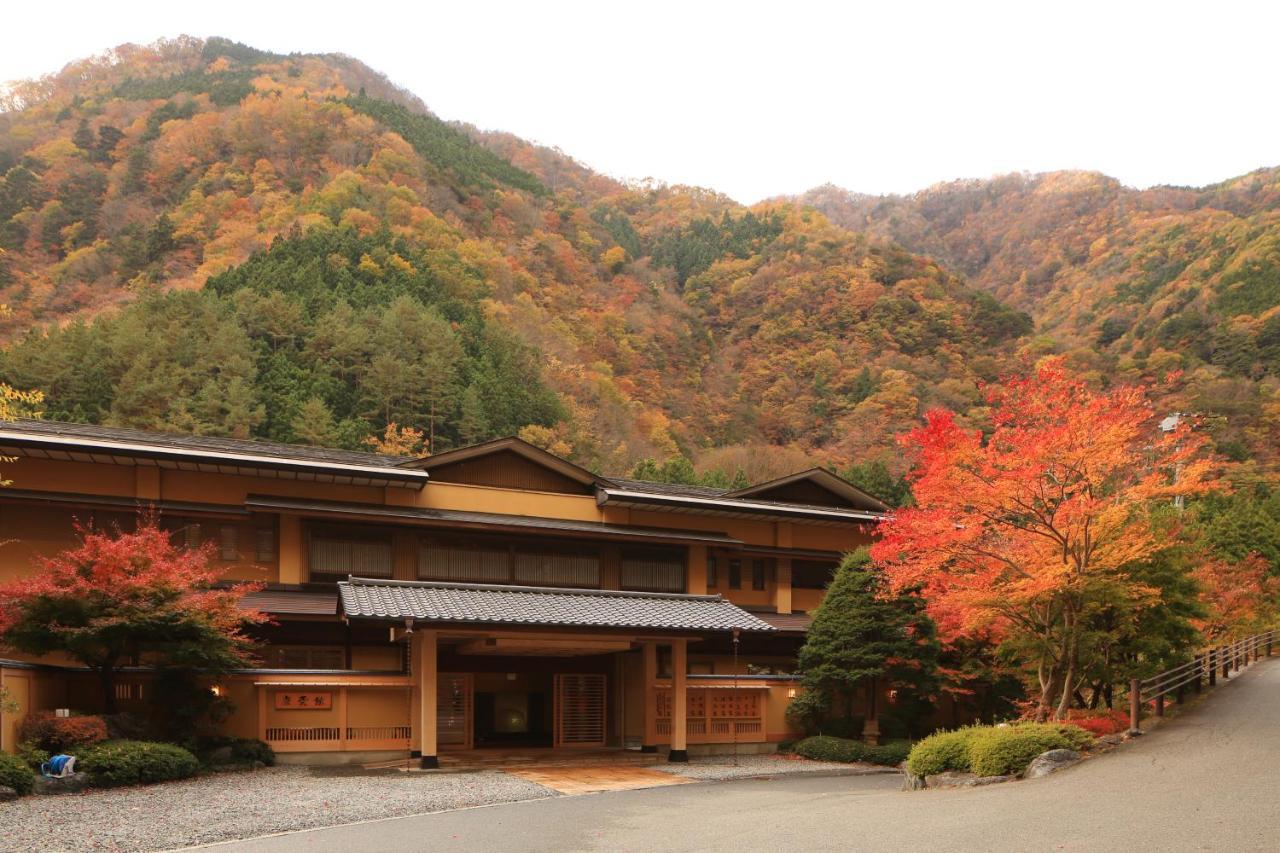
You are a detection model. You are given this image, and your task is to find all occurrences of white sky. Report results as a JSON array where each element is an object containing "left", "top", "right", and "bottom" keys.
[{"left": 3, "top": 0, "right": 1277, "bottom": 203}]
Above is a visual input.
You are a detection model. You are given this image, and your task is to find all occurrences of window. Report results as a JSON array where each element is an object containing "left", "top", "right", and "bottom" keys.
[
  {"left": 751, "top": 559, "right": 769, "bottom": 591},
  {"left": 420, "top": 539, "right": 509, "bottom": 583},
  {"left": 620, "top": 548, "right": 685, "bottom": 593},
  {"left": 728, "top": 559, "right": 742, "bottom": 589},
  {"left": 219, "top": 525, "right": 238, "bottom": 561},
  {"left": 264, "top": 645, "right": 346, "bottom": 670},
  {"left": 513, "top": 548, "right": 600, "bottom": 587},
  {"left": 792, "top": 560, "right": 837, "bottom": 590},
  {"left": 255, "top": 528, "right": 276, "bottom": 562},
  {"left": 310, "top": 529, "right": 393, "bottom": 580},
  {"left": 706, "top": 555, "right": 718, "bottom": 588},
  {"left": 417, "top": 536, "right": 601, "bottom": 588}
]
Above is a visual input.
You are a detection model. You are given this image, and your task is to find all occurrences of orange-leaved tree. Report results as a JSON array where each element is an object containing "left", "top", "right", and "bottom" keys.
[
  {"left": 1192, "top": 553, "right": 1278, "bottom": 644},
  {"left": 0, "top": 521, "right": 265, "bottom": 713},
  {"left": 870, "top": 358, "right": 1219, "bottom": 720}
]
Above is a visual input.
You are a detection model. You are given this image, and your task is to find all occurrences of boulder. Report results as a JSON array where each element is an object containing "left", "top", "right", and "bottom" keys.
[
  {"left": 32, "top": 772, "right": 91, "bottom": 795},
  {"left": 972, "top": 774, "right": 1016, "bottom": 786},
  {"left": 902, "top": 772, "right": 926, "bottom": 791},
  {"left": 925, "top": 771, "right": 978, "bottom": 788},
  {"left": 0, "top": 785, "right": 18, "bottom": 802},
  {"left": 1098, "top": 734, "right": 1126, "bottom": 747},
  {"left": 1024, "top": 749, "right": 1081, "bottom": 779}
]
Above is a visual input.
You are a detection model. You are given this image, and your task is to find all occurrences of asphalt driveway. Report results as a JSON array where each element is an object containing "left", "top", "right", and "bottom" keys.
[{"left": 209, "top": 657, "right": 1280, "bottom": 852}]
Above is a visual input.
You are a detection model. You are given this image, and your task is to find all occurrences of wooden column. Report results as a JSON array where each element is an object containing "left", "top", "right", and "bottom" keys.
[
  {"left": 417, "top": 629, "right": 438, "bottom": 769},
  {"left": 278, "top": 515, "right": 302, "bottom": 584},
  {"left": 641, "top": 641, "right": 658, "bottom": 752},
  {"left": 669, "top": 639, "right": 689, "bottom": 762},
  {"left": 686, "top": 545, "right": 708, "bottom": 595},
  {"left": 775, "top": 557, "right": 793, "bottom": 615}
]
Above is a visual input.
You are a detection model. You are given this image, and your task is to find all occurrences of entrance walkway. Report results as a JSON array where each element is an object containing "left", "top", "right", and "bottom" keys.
[
  {"left": 506, "top": 765, "right": 694, "bottom": 794},
  {"left": 440, "top": 747, "right": 665, "bottom": 770}
]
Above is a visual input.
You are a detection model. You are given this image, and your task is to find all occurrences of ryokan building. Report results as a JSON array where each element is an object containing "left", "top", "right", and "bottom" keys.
[{"left": 0, "top": 420, "right": 885, "bottom": 766}]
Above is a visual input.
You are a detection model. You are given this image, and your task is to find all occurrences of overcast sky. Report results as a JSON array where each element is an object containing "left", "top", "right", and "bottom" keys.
[{"left": 3, "top": 1, "right": 1276, "bottom": 203}]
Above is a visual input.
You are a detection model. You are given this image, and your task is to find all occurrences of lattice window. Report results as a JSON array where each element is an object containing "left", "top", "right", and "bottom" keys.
[
  {"left": 555, "top": 673, "right": 607, "bottom": 746},
  {"left": 437, "top": 673, "right": 472, "bottom": 747}
]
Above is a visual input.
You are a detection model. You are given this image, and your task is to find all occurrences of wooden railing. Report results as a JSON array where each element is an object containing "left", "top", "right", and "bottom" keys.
[
  {"left": 266, "top": 726, "right": 341, "bottom": 743},
  {"left": 1129, "top": 629, "right": 1276, "bottom": 735},
  {"left": 347, "top": 726, "right": 411, "bottom": 741}
]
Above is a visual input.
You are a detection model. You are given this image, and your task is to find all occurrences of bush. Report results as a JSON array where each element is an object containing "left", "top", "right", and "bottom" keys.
[
  {"left": 17, "top": 712, "right": 109, "bottom": 753},
  {"left": 0, "top": 751, "right": 35, "bottom": 796},
  {"left": 967, "top": 725, "right": 1074, "bottom": 777},
  {"left": 867, "top": 740, "right": 912, "bottom": 766},
  {"left": 15, "top": 741, "right": 50, "bottom": 771},
  {"left": 906, "top": 727, "right": 981, "bottom": 777},
  {"left": 77, "top": 740, "right": 200, "bottom": 787},
  {"left": 793, "top": 735, "right": 911, "bottom": 766},
  {"left": 1043, "top": 722, "right": 1096, "bottom": 752},
  {"left": 1066, "top": 708, "right": 1128, "bottom": 737},
  {"left": 193, "top": 736, "right": 275, "bottom": 767}
]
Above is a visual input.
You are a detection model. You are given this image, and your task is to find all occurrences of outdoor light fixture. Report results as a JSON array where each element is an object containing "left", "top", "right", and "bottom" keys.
[
  {"left": 787, "top": 688, "right": 797, "bottom": 698},
  {"left": 210, "top": 685, "right": 223, "bottom": 697}
]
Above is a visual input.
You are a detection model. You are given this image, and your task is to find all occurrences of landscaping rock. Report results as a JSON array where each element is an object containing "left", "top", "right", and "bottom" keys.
[
  {"left": 923, "top": 771, "right": 1017, "bottom": 788},
  {"left": 1024, "top": 749, "right": 1081, "bottom": 779},
  {"left": 972, "top": 774, "right": 1016, "bottom": 786},
  {"left": 925, "top": 771, "right": 978, "bottom": 788},
  {"left": 0, "top": 785, "right": 18, "bottom": 802},
  {"left": 902, "top": 772, "right": 926, "bottom": 791},
  {"left": 1099, "top": 734, "right": 1126, "bottom": 747},
  {"left": 33, "top": 772, "right": 91, "bottom": 795}
]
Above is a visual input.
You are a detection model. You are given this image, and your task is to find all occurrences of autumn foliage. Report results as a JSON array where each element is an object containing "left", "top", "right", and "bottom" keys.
[
  {"left": 871, "top": 359, "right": 1220, "bottom": 719},
  {"left": 0, "top": 521, "right": 264, "bottom": 712}
]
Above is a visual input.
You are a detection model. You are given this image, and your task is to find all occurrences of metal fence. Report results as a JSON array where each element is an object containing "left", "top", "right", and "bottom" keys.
[{"left": 1129, "top": 629, "right": 1277, "bottom": 735}]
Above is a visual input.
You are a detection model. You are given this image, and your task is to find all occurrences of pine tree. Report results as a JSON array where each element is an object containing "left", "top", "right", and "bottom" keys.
[
  {"left": 793, "top": 549, "right": 939, "bottom": 741},
  {"left": 292, "top": 397, "right": 339, "bottom": 446}
]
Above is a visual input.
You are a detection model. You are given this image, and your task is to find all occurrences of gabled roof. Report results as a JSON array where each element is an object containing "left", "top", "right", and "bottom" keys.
[
  {"left": 725, "top": 468, "right": 889, "bottom": 512},
  {"left": 338, "top": 577, "right": 775, "bottom": 633},
  {"left": 0, "top": 419, "right": 426, "bottom": 489},
  {"left": 399, "top": 436, "right": 603, "bottom": 486}
]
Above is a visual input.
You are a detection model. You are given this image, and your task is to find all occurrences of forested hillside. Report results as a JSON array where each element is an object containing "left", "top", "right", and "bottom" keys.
[
  {"left": 0, "top": 37, "right": 1030, "bottom": 485},
  {"left": 797, "top": 172, "right": 1280, "bottom": 475}
]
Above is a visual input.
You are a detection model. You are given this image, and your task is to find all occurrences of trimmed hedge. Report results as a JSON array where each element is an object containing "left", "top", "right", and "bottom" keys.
[
  {"left": 77, "top": 740, "right": 200, "bottom": 788},
  {"left": 193, "top": 736, "right": 276, "bottom": 767},
  {"left": 968, "top": 726, "right": 1074, "bottom": 777},
  {"left": 794, "top": 735, "right": 910, "bottom": 766},
  {"left": 18, "top": 712, "right": 109, "bottom": 753},
  {"left": 905, "top": 727, "right": 981, "bottom": 777},
  {"left": 907, "top": 722, "right": 1093, "bottom": 779},
  {"left": 0, "top": 751, "right": 35, "bottom": 796}
]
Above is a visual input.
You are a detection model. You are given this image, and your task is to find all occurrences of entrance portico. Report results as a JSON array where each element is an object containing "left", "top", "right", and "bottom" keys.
[{"left": 338, "top": 577, "right": 775, "bottom": 769}]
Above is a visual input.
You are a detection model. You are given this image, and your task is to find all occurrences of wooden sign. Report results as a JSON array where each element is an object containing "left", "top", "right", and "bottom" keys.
[{"left": 274, "top": 691, "right": 333, "bottom": 710}]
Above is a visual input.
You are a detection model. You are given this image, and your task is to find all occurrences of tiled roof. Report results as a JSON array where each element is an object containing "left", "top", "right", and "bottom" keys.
[
  {"left": 4, "top": 418, "right": 410, "bottom": 468},
  {"left": 239, "top": 590, "right": 338, "bottom": 616},
  {"left": 338, "top": 578, "right": 776, "bottom": 633},
  {"left": 604, "top": 478, "right": 731, "bottom": 498},
  {"left": 752, "top": 611, "right": 814, "bottom": 633}
]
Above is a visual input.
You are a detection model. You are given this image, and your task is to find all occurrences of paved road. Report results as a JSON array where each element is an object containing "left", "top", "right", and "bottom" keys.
[{"left": 215, "top": 659, "right": 1280, "bottom": 852}]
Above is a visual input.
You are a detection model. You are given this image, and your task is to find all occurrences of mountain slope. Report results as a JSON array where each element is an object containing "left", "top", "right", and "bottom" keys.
[
  {"left": 0, "top": 37, "right": 1029, "bottom": 479},
  {"left": 796, "top": 171, "right": 1280, "bottom": 469}
]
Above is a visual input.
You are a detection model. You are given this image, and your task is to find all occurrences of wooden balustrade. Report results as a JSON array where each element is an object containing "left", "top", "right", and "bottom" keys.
[{"left": 653, "top": 686, "right": 770, "bottom": 744}]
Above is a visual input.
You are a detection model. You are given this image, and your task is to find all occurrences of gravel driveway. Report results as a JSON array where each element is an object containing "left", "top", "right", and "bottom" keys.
[{"left": 0, "top": 766, "right": 555, "bottom": 852}]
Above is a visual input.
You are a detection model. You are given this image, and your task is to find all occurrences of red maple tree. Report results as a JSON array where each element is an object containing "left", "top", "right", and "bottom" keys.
[
  {"left": 870, "top": 358, "right": 1220, "bottom": 719},
  {"left": 0, "top": 520, "right": 265, "bottom": 713}
]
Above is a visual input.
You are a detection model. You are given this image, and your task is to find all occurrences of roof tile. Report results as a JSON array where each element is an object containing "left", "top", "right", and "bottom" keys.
[{"left": 338, "top": 578, "right": 775, "bottom": 633}]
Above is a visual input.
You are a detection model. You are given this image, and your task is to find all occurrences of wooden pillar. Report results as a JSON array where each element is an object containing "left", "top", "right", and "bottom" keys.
[
  {"left": 775, "top": 558, "right": 793, "bottom": 615},
  {"left": 669, "top": 639, "right": 688, "bottom": 762},
  {"left": 338, "top": 687, "right": 349, "bottom": 751},
  {"left": 416, "top": 629, "right": 438, "bottom": 769},
  {"left": 278, "top": 515, "right": 302, "bottom": 584},
  {"left": 641, "top": 641, "right": 658, "bottom": 752},
  {"left": 1209, "top": 649, "right": 1216, "bottom": 686},
  {"left": 686, "top": 545, "right": 708, "bottom": 595},
  {"left": 257, "top": 686, "right": 268, "bottom": 743}
]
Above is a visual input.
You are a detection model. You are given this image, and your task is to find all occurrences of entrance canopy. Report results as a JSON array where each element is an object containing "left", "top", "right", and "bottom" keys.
[{"left": 338, "top": 577, "right": 775, "bottom": 633}]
